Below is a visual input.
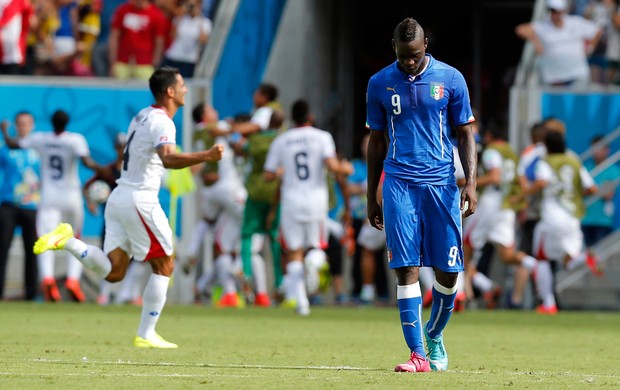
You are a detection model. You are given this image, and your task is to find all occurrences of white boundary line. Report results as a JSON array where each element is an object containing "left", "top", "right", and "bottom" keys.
[{"left": 19, "top": 358, "right": 620, "bottom": 379}]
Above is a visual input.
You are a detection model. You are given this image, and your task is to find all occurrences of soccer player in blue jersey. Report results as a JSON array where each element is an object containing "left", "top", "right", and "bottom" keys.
[{"left": 366, "top": 18, "right": 478, "bottom": 373}]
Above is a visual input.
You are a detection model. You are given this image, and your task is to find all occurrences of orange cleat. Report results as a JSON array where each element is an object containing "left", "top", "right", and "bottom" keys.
[
  {"left": 586, "top": 252, "right": 604, "bottom": 277},
  {"left": 65, "top": 278, "right": 86, "bottom": 303},
  {"left": 254, "top": 293, "right": 271, "bottom": 307},
  {"left": 217, "top": 292, "right": 240, "bottom": 308},
  {"left": 536, "top": 304, "right": 558, "bottom": 315},
  {"left": 41, "top": 278, "right": 61, "bottom": 302}
]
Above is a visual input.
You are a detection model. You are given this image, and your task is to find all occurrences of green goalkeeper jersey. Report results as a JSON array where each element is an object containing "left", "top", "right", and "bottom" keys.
[{"left": 245, "top": 129, "right": 279, "bottom": 203}]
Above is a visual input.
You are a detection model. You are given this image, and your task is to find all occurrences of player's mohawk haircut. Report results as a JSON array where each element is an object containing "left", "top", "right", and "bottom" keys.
[{"left": 394, "top": 17, "right": 422, "bottom": 43}]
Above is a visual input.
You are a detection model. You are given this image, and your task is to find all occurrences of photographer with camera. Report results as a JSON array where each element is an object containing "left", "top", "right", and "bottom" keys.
[{"left": 162, "top": 0, "right": 212, "bottom": 78}]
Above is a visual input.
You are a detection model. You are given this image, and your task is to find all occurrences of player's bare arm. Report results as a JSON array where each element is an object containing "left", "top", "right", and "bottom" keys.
[
  {"left": 1, "top": 121, "right": 20, "bottom": 149},
  {"left": 157, "top": 143, "right": 223, "bottom": 169},
  {"left": 457, "top": 122, "right": 478, "bottom": 217},
  {"left": 366, "top": 129, "right": 387, "bottom": 230},
  {"left": 232, "top": 121, "right": 261, "bottom": 136},
  {"left": 325, "top": 157, "right": 353, "bottom": 176},
  {"left": 475, "top": 167, "right": 501, "bottom": 187}
]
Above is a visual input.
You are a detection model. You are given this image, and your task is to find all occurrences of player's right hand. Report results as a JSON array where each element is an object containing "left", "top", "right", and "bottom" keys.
[
  {"left": 206, "top": 144, "right": 224, "bottom": 162},
  {"left": 367, "top": 201, "right": 383, "bottom": 231}
]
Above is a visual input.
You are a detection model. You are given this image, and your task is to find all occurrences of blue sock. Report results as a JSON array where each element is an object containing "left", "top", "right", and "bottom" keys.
[
  {"left": 397, "top": 283, "right": 424, "bottom": 356},
  {"left": 426, "top": 278, "right": 457, "bottom": 339}
]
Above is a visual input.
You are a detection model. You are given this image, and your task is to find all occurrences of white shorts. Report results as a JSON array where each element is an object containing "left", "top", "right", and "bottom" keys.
[
  {"left": 533, "top": 219, "right": 583, "bottom": 261},
  {"left": 463, "top": 207, "right": 516, "bottom": 250},
  {"left": 279, "top": 214, "right": 328, "bottom": 251},
  {"left": 357, "top": 222, "right": 386, "bottom": 250},
  {"left": 37, "top": 198, "right": 84, "bottom": 237},
  {"left": 199, "top": 181, "right": 246, "bottom": 221},
  {"left": 213, "top": 211, "right": 241, "bottom": 254},
  {"left": 103, "top": 187, "right": 173, "bottom": 261}
]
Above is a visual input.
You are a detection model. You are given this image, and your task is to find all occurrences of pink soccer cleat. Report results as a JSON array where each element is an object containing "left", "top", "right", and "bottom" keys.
[{"left": 394, "top": 352, "right": 431, "bottom": 373}]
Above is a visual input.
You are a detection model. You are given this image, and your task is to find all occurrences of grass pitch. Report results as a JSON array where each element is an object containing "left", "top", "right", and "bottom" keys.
[{"left": 1, "top": 302, "right": 619, "bottom": 389}]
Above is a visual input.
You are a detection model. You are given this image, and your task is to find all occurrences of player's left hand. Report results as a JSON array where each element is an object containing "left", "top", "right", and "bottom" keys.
[
  {"left": 461, "top": 183, "right": 477, "bottom": 218},
  {"left": 367, "top": 201, "right": 383, "bottom": 230}
]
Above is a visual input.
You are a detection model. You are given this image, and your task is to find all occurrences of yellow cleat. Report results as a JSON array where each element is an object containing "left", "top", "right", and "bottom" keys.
[
  {"left": 281, "top": 299, "right": 297, "bottom": 309},
  {"left": 33, "top": 223, "right": 74, "bottom": 255},
  {"left": 133, "top": 333, "right": 178, "bottom": 349}
]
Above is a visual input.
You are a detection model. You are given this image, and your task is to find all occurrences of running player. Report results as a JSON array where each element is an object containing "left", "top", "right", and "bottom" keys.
[
  {"left": 264, "top": 99, "right": 352, "bottom": 316},
  {"left": 33, "top": 67, "right": 223, "bottom": 348},
  {"left": 2, "top": 109, "right": 107, "bottom": 302}
]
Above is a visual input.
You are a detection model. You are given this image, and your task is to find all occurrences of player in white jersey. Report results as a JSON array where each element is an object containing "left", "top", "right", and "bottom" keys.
[
  {"left": 2, "top": 109, "right": 106, "bottom": 302},
  {"left": 264, "top": 99, "right": 352, "bottom": 315},
  {"left": 186, "top": 103, "right": 252, "bottom": 308},
  {"left": 527, "top": 131, "right": 596, "bottom": 314},
  {"left": 33, "top": 67, "right": 223, "bottom": 348}
]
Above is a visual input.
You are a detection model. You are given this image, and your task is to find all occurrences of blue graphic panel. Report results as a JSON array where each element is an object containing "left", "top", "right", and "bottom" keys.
[{"left": 0, "top": 83, "right": 184, "bottom": 237}]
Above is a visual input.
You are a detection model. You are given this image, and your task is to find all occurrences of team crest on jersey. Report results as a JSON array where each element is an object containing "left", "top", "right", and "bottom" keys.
[
  {"left": 430, "top": 82, "right": 444, "bottom": 100},
  {"left": 159, "top": 135, "right": 168, "bottom": 142}
]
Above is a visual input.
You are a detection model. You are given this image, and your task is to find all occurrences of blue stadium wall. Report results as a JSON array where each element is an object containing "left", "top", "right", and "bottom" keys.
[
  {"left": 0, "top": 83, "right": 183, "bottom": 237},
  {"left": 541, "top": 92, "right": 620, "bottom": 229},
  {"left": 212, "top": 0, "right": 286, "bottom": 119}
]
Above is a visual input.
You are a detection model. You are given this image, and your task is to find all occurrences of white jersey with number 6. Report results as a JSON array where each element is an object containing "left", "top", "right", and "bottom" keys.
[
  {"left": 264, "top": 125, "right": 336, "bottom": 222},
  {"left": 18, "top": 131, "right": 89, "bottom": 207},
  {"left": 116, "top": 105, "right": 176, "bottom": 192}
]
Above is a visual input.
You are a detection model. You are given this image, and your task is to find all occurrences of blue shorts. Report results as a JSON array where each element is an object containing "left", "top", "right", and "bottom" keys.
[{"left": 382, "top": 175, "right": 463, "bottom": 273}]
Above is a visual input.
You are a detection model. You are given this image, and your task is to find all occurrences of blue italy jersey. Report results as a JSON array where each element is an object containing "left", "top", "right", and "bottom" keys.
[{"left": 366, "top": 55, "right": 474, "bottom": 185}]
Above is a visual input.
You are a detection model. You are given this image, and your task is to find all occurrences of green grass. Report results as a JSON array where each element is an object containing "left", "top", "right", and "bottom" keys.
[{"left": 1, "top": 303, "right": 619, "bottom": 389}]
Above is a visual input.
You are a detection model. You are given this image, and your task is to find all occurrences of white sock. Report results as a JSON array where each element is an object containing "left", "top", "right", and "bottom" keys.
[
  {"left": 535, "top": 261, "right": 555, "bottom": 307},
  {"left": 99, "top": 280, "right": 112, "bottom": 303},
  {"left": 215, "top": 254, "right": 236, "bottom": 294},
  {"left": 188, "top": 220, "right": 209, "bottom": 258},
  {"left": 472, "top": 272, "right": 493, "bottom": 292},
  {"left": 286, "top": 261, "right": 307, "bottom": 307},
  {"left": 304, "top": 249, "right": 326, "bottom": 295},
  {"left": 64, "top": 237, "right": 111, "bottom": 278},
  {"left": 251, "top": 253, "right": 267, "bottom": 294},
  {"left": 66, "top": 254, "right": 83, "bottom": 280},
  {"left": 521, "top": 255, "right": 537, "bottom": 271},
  {"left": 565, "top": 251, "right": 586, "bottom": 271},
  {"left": 137, "top": 274, "right": 170, "bottom": 340},
  {"left": 361, "top": 284, "right": 376, "bottom": 301},
  {"left": 38, "top": 251, "right": 55, "bottom": 280}
]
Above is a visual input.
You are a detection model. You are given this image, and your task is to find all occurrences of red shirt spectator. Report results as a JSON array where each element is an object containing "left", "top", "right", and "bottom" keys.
[
  {"left": 110, "top": 0, "right": 166, "bottom": 66},
  {"left": 0, "top": 0, "right": 33, "bottom": 73}
]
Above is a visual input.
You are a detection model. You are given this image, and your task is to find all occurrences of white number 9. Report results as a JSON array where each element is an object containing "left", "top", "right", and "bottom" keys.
[
  {"left": 448, "top": 246, "right": 459, "bottom": 267},
  {"left": 391, "top": 94, "right": 401, "bottom": 115}
]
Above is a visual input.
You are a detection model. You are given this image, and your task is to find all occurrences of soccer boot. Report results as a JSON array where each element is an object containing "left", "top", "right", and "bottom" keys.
[
  {"left": 217, "top": 292, "right": 241, "bottom": 308},
  {"left": 424, "top": 323, "right": 448, "bottom": 371},
  {"left": 394, "top": 352, "right": 431, "bottom": 372},
  {"left": 41, "top": 277, "right": 62, "bottom": 302},
  {"left": 536, "top": 304, "right": 558, "bottom": 315},
  {"left": 34, "top": 223, "right": 74, "bottom": 255},
  {"left": 586, "top": 252, "right": 604, "bottom": 277},
  {"left": 254, "top": 293, "right": 271, "bottom": 307},
  {"left": 65, "top": 278, "right": 86, "bottom": 303},
  {"left": 133, "top": 333, "right": 178, "bottom": 348}
]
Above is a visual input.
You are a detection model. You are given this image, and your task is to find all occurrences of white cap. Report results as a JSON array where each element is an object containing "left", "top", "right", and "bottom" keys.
[{"left": 547, "top": 0, "right": 567, "bottom": 11}]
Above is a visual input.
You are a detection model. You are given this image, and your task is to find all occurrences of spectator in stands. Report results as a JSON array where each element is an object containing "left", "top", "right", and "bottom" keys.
[
  {"left": 90, "top": 0, "right": 124, "bottom": 76},
  {"left": 109, "top": 0, "right": 167, "bottom": 80},
  {"left": 73, "top": 0, "right": 101, "bottom": 76},
  {"left": 583, "top": 0, "right": 615, "bottom": 85},
  {"left": 582, "top": 135, "right": 620, "bottom": 248},
  {"left": 0, "top": 0, "right": 34, "bottom": 75},
  {"left": 607, "top": 1, "right": 620, "bottom": 84},
  {"left": 0, "top": 112, "right": 40, "bottom": 301},
  {"left": 162, "top": 0, "right": 211, "bottom": 78},
  {"left": 515, "top": 0, "right": 603, "bottom": 86}
]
